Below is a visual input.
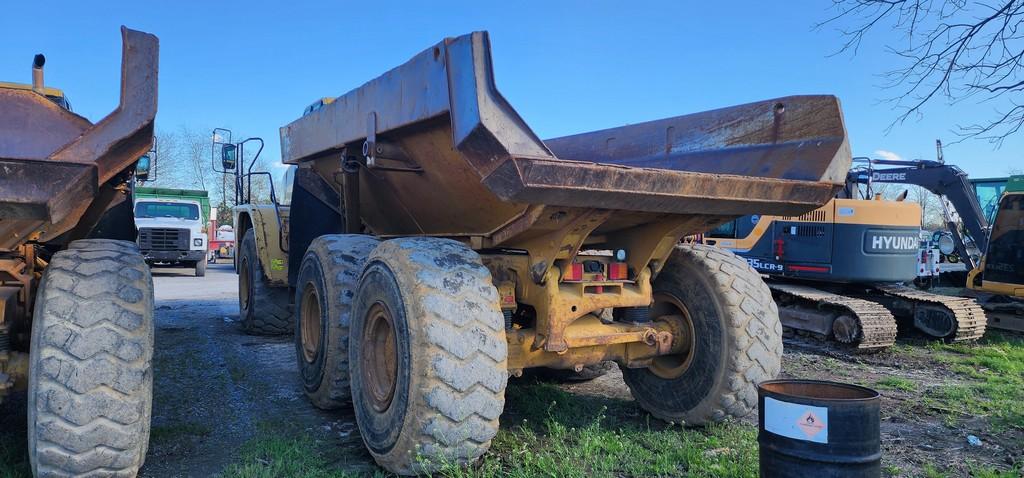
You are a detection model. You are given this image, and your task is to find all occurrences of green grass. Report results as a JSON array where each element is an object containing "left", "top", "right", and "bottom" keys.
[
  {"left": 150, "top": 421, "right": 213, "bottom": 442},
  {"left": 875, "top": 376, "right": 918, "bottom": 392},
  {"left": 428, "top": 382, "right": 758, "bottom": 478},
  {"left": 919, "top": 462, "right": 1021, "bottom": 478},
  {"left": 971, "top": 465, "right": 1024, "bottom": 478},
  {"left": 220, "top": 382, "right": 759, "bottom": 478},
  {"left": 919, "top": 331, "right": 1024, "bottom": 429},
  {"left": 922, "top": 463, "right": 947, "bottom": 478},
  {"left": 221, "top": 422, "right": 376, "bottom": 478},
  {"left": 219, "top": 376, "right": 1024, "bottom": 477}
]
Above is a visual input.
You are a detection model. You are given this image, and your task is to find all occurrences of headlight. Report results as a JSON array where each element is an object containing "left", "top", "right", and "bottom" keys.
[
  {"left": 194, "top": 238, "right": 203, "bottom": 247},
  {"left": 937, "top": 234, "right": 956, "bottom": 255}
]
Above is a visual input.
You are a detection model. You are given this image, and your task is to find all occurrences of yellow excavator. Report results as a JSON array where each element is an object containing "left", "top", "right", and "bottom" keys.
[
  {"left": 702, "top": 156, "right": 991, "bottom": 351},
  {"left": 968, "top": 175, "right": 1024, "bottom": 331}
]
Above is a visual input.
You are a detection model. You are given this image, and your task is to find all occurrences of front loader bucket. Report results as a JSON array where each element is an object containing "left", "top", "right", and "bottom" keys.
[
  {"left": 0, "top": 27, "right": 158, "bottom": 250},
  {"left": 281, "top": 31, "right": 850, "bottom": 243}
]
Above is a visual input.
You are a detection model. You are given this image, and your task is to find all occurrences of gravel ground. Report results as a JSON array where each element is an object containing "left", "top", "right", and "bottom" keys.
[
  {"left": 139, "top": 262, "right": 373, "bottom": 477},
  {"left": 1, "top": 261, "right": 1019, "bottom": 477}
]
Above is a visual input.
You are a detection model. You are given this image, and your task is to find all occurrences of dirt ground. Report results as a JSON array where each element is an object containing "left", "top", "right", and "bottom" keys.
[
  {"left": 1, "top": 262, "right": 1021, "bottom": 477},
  {"left": 562, "top": 338, "right": 1023, "bottom": 477}
]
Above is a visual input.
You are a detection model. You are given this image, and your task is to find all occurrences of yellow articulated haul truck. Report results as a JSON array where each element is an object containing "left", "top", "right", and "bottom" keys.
[
  {"left": 0, "top": 28, "right": 158, "bottom": 477},
  {"left": 226, "top": 32, "right": 852, "bottom": 474}
]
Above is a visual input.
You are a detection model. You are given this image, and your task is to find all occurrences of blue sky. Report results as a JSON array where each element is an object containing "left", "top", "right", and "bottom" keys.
[{"left": 2, "top": 1, "right": 1020, "bottom": 179}]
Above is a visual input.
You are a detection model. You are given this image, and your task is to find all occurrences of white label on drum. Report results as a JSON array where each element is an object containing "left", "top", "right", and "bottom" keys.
[{"left": 764, "top": 397, "right": 829, "bottom": 444}]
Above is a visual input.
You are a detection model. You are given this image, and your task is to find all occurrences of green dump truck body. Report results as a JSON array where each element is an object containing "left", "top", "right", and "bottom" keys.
[{"left": 135, "top": 187, "right": 211, "bottom": 223}]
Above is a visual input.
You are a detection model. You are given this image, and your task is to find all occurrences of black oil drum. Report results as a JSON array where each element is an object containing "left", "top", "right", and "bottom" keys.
[{"left": 758, "top": 379, "right": 881, "bottom": 478}]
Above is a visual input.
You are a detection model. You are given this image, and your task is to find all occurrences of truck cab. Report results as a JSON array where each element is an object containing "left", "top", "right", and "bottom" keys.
[
  {"left": 0, "top": 81, "right": 72, "bottom": 110},
  {"left": 134, "top": 196, "right": 209, "bottom": 276}
]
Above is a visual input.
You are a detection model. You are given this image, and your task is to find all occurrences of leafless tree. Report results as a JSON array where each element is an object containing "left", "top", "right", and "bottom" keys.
[
  {"left": 143, "top": 125, "right": 280, "bottom": 225},
  {"left": 822, "top": 1, "right": 1024, "bottom": 144},
  {"left": 870, "top": 182, "right": 948, "bottom": 228}
]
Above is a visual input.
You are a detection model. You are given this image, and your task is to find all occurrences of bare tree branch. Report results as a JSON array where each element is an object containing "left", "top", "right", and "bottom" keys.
[
  {"left": 821, "top": 0, "right": 1024, "bottom": 144},
  {"left": 148, "top": 125, "right": 278, "bottom": 210}
]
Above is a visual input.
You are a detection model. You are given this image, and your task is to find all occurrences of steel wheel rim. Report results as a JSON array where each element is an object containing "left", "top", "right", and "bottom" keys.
[
  {"left": 362, "top": 302, "right": 398, "bottom": 412},
  {"left": 648, "top": 292, "right": 696, "bottom": 380},
  {"left": 239, "top": 257, "right": 251, "bottom": 311},
  {"left": 300, "top": 282, "right": 322, "bottom": 363}
]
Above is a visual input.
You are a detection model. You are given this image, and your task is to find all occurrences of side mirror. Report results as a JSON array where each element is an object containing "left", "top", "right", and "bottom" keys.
[
  {"left": 222, "top": 144, "right": 237, "bottom": 170},
  {"left": 135, "top": 154, "right": 152, "bottom": 181}
]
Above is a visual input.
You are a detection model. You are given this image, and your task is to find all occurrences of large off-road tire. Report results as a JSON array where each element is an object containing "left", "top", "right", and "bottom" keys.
[
  {"left": 349, "top": 238, "right": 508, "bottom": 475},
  {"left": 621, "top": 243, "right": 782, "bottom": 425},
  {"left": 295, "top": 234, "right": 379, "bottom": 410},
  {"left": 194, "top": 258, "right": 207, "bottom": 277},
  {"left": 238, "top": 229, "right": 293, "bottom": 335},
  {"left": 28, "top": 239, "right": 155, "bottom": 477}
]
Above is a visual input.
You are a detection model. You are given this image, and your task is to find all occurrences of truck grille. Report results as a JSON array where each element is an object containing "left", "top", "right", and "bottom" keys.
[{"left": 139, "top": 228, "right": 188, "bottom": 251}]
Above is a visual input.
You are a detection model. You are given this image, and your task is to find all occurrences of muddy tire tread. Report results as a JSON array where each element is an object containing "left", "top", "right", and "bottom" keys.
[
  {"left": 28, "top": 239, "right": 154, "bottom": 477},
  {"left": 239, "top": 230, "right": 292, "bottom": 335},
  {"left": 623, "top": 243, "right": 782, "bottom": 424},
  {"left": 356, "top": 238, "right": 508, "bottom": 475},
  {"left": 299, "top": 234, "right": 380, "bottom": 409}
]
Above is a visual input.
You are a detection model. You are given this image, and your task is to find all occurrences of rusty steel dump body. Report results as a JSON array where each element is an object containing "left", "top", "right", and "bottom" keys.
[
  {"left": 281, "top": 32, "right": 851, "bottom": 257},
  {"left": 0, "top": 27, "right": 158, "bottom": 251}
]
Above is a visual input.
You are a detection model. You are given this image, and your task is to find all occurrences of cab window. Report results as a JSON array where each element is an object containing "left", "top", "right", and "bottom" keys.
[
  {"left": 707, "top": 220, "right": 737, "bottom": 239},
  {"left": 134, "top": 202, "right": 200, "bottom": 220},
  {"left": 974, "top": 180, "right": 1007, "bottom": 224},
  {"left": 984, "top": 195, "right": 1023, "bottom": 285}
]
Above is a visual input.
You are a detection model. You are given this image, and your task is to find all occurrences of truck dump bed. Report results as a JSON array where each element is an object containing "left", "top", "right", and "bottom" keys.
[
  {"left": 280, "top": 31, "right": 850, "bottom": 247},
  {"left": 0, "top": 27, "right": 158, "bottom": 250}
]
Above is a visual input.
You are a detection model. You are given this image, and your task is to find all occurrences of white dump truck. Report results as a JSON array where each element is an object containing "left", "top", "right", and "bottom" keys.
[{"left": 134, "top": 187, "right": 209, "bottom": 276}]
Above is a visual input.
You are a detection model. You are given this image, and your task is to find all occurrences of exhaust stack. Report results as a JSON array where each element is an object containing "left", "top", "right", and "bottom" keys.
[{"left": 31, "top": 54, "right": 45, "bottom": 94}]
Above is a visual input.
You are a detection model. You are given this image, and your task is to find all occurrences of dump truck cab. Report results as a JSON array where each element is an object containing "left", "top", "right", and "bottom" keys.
[
  {"left": 134, "top": 192, "right": 209, "bottom": 276},
  {"left": 0, "top": 81, "right": 71, "bottom": 111},
  {"left": 302, "top": 96, "right": 335, "bottom": 117}
]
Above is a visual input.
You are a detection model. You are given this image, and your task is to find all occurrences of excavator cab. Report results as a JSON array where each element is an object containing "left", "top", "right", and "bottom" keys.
[
  {"left": 968, "top": 176, "right": 1024, "bottom": 331},
  {"left": 971, "top": 176, "right": 1024, "bottom": 293}
]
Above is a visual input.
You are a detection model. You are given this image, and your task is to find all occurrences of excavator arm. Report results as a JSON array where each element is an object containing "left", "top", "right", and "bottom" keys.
[{"left": 847, "top": 158, "right": 989, "bottom": 270}]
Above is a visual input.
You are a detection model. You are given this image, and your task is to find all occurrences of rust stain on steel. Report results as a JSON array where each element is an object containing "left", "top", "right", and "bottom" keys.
[
  {"left": 543, "top": 96, "right": 850, "bottom": 184},
  {"left": 50, "top": 27, "right": 158, "bottom": 185},
  {"left": 505, "top": 314, "right": 688, "bottom": 371},
  {"left": 288, "top": 30, "right": 852, "bottom": 258},
  {"left": 0, "top": 27, "right": 157, "bottom": 250},
  {"left": 0, "top": 90, "right": 91, "bottom": 161}
]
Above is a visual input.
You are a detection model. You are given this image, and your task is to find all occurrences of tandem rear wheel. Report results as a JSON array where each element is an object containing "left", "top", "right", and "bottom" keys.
[
  {"left": 292, "top": 238, "right": 780, "bottom": 475},
  {"left": 346, "top": 237, "right": 509, "bottom": 476},
  {"left": 293, "top": 235, "right": 380, "bottom": 409}
]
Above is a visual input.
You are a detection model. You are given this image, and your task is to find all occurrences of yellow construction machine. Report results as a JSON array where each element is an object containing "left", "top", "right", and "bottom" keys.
[
  {"left": 0, "top": 28, "right": 159, "bottom": 477},
  {"left": 703, "top": 158, "right": 992, "bottom": 351},
  {"left": 218, "top": 32, "right": 853, "bottom": 475},
  {"left": 968, "top": 176, "right": 1024, "bottom": 331}
]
